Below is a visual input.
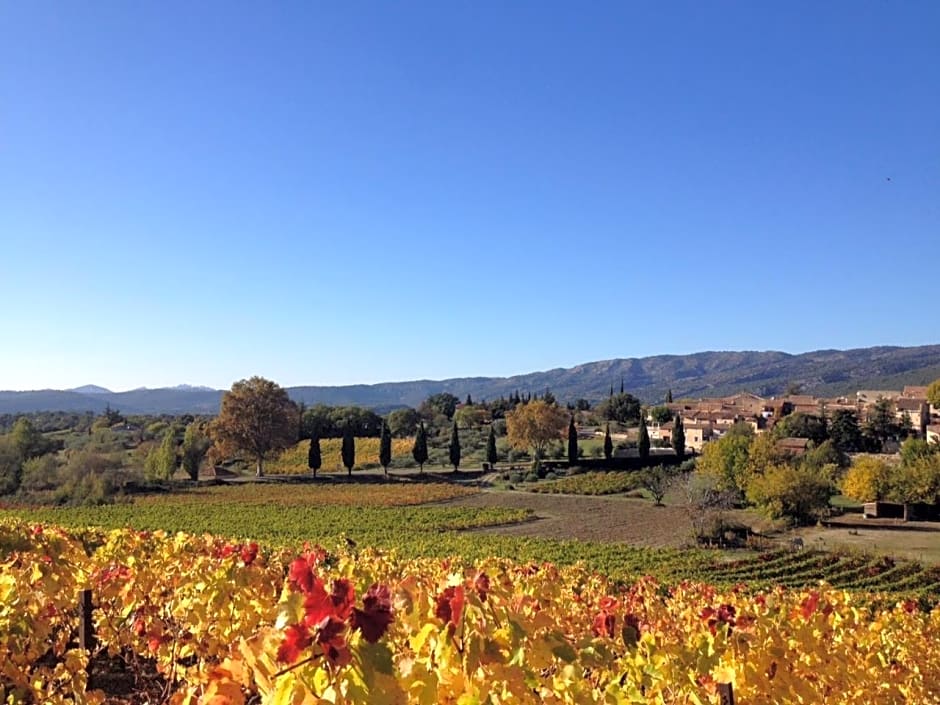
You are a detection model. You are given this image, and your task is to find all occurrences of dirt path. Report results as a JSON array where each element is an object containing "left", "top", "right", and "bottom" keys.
[{"left": 445, "top": 490, "right": 694, "bottom": 547}]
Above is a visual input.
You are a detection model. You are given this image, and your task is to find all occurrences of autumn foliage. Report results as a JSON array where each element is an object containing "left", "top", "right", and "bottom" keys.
[
  {"left": 505, "top": 399, "right": 569, "bottom": 460},
  {"left": 4, "top": 519, "right": 940, "bottom": 704}
]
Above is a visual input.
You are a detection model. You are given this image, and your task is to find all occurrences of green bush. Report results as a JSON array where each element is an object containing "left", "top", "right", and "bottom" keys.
[{"left": 20, "top": 454, "right": 59, "bottom": 492}]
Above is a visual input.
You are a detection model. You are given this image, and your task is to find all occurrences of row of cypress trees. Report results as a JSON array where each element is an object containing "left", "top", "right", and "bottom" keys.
[
  {"left": 306, "top": 412, "right": 685, "bottom": 478},
  {"left": 306, "top": 420, "right": 484, "bottom": 477}
]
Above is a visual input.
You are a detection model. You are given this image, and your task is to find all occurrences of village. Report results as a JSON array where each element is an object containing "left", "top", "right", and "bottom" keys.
[{"left": 645, "top": 385, "right": 940, "bottom": 454}]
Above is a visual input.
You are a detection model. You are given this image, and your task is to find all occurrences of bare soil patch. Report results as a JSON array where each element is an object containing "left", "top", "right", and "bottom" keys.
[{"left": 446, "top": 490, "right": 695, "bottom": 547}]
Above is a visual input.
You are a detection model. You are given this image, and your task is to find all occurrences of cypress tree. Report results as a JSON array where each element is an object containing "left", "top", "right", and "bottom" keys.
[
  {"left": 620, "top": 377, "right": 624, "bottom": 394},
  {"left": 638, "top": 414, "right": 651, "bottom": 462},
  {"left": 341, "top": 425, "right": 355, "bottom": 477},
  {"left": 486, "top": 425, "right": 498, "bottom": 468},
  {"left": 567, "top": 417, "right": 578, "bottom": 466},
  {"left": 603, "top": 423, "right": 613, "bottom": 460},
  {"left": 449, "top": 421, "right": 461, "bottom": 473},
  {"left": 666, "top": 389, "right": 673, "bottom": 403},
  {"left": 307, "top": 434, "right": 321, "bottom": 478},
  {"left": 412, "top": 422, "right": 428, "bottom": 473},
  {"left": 672, "top": 414, "right": 686, "bottom": 460},
  {"left": 466, "top": 394, "right": 473, "bottom": 406},
  {"left": 379, "top": 420, "right": 392, "bottom": 477}
]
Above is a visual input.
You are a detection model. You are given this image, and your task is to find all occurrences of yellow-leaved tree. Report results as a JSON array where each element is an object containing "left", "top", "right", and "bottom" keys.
[
  {"left": 695, "top": 423, "right": 754, "bottom": 496},
  {"left": 927, "top": 379, "right": 940, "bottom": 409},
  {"left": 840, "top": 455, "right": 895, "bottom": 502},
  {"left": 505, "top": 400, "right": 569, "bottom": 460}
]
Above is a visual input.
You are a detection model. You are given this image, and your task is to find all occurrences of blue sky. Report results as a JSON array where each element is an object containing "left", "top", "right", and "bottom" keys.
[{"left": 1, "top": 1, "right": 938, "bottom": 391}]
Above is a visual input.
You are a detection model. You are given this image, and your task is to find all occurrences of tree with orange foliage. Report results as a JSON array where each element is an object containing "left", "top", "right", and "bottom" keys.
[
  {"left": 210, "top": 377, "right": 298, "bottom": 477},
  {"left": 506, "top": 399, "right": 568, "bottom": 460}
]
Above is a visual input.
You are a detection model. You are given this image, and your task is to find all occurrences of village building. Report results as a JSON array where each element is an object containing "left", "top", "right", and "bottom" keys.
[
  {"left": 776, "top": 437, "right": 811, "bottom": 456},
  {"left": 927, "top": 425, "right": 940, "bottom": 446}
]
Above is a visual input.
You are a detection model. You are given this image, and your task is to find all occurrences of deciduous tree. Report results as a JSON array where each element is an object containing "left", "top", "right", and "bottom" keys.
[
  {"left": 180, "top": 422, "right": 210, "bottom": 481},
  {"left": 10, "top": 418, "right": 56, "bottom": 459},
  {"left": 454, "top": 405, "right": 487, "bottom": 429},
  {"left": 927, "top": 379, "right": 940, "bottom": 409},
  {"left": 746, "top": 463, "right": 834, "bottom": 523},
  {"left": 841, "top": 456, "right": 895, "bottom": 502},
  {"left": 640, "top": 466, "right": 674, "bottom": 505},
  {"left": 649, "top": 406, "right": 673, "bottom": 424},
  {"left": 146, "top": 427, "right": 178, "bottom": 481},
  {"left": 210, "top": 377, "right": 298, "bottom": 477},
  {"left": 505, "top": 400, "right": 569, "bottom": 461},
  {"left": 695, "top": 423, "right": 754, "bottom": 496},
  {"left": 773, "top": 413, "right": 828, "bottom": 445},
  {"left": 387, "top": 408, "right": 421, "bottom": 438},
  {"left": 0, "top": 438, "right": 22, "bottom": 495}
]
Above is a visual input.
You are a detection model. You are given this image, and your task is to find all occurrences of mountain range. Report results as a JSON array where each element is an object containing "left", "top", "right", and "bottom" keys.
[{"left": 2, "top": 344, "right": 939, "bottom": 415}]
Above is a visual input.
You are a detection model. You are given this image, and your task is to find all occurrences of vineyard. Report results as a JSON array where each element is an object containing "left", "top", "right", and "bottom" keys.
[
  {"left": 3, "top": 518, "right": 940, "bottom": 704},
  {"left": 527, "top": 472, "right": 643, "bottom": 496},
  {"left": 5, "top": 482, "right": 940, "bottom": 602}
]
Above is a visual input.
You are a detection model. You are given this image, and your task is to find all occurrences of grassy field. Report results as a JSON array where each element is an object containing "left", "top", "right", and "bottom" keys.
[
  {"left": 264, "top": 438, "right": 416, "bottom": 474},
  {"left": 797, "top": 525, "right": 940, "bottom": 564}
]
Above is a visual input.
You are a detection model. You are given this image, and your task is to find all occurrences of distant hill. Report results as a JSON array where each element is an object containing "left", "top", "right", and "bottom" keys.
[
  {"left": 1, "top": 344, "right": 939, "bottom": 415},
  {"left": 68, "top": 385, "right": 112, "bottom": 395},
  {"left": 0, "top": 388, "right": 224, "bottom": 415},
  {"left": 287, "top": 345, "right": 940, "bottom": 408}
]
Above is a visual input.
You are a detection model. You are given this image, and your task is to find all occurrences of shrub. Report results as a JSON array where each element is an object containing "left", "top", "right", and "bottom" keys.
[{"left": 20, "top": 454, "right": 59, "bottom": 492}]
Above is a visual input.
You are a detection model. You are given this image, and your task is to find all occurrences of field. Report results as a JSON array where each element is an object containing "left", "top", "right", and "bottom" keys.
[
  {"left": 5, "top": 481, "right": 940, "bottom": 602},
  {"left": 526, "top": 471, "right": 643, "bottom": 496},
  {"left": 2, "top": 483, "right": 531, "bottom": 556},
  {"left": 265, "top": 438, "right": 416, "bottom": 474},
  {"left": 4, "top": 517, "right": 940, "bottom": 705},
  {"left": 797, "top": 524, "right": 940, "bottom": 565},
  {"left": 6, "top": 480, "right": 940, "bottom": 704}
]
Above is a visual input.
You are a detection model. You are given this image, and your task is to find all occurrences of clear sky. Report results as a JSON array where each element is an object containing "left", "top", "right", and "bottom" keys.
[{"left": 1, "top": 1, "right": 938, "bottom": 391}]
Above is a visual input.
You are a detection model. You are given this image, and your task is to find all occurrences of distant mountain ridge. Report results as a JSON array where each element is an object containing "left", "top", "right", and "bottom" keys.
[
  {"left": 2, "top": 344, "right": 939, "bottom": 415},
  {"left": 68, "top": 385, "right": 112, "bottom": 395}
]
